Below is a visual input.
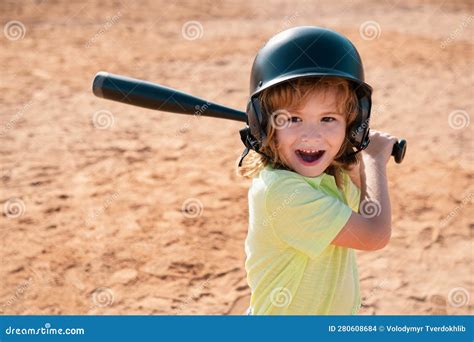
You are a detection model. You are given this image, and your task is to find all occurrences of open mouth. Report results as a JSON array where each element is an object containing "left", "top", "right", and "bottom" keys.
[{"left": 295, "top": 149, "right": 325, "bottom": 165}]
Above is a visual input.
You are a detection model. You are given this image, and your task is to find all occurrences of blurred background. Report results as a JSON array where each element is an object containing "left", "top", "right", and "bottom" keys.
[{"left": 0, "top": 0, "right": 472, "bottom": 315}]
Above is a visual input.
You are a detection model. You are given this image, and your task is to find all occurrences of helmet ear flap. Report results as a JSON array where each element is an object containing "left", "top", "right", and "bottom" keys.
[
  {"left": 348, "top": 89, "right": 371, "bottom": 152},
  {"left": 237, "top": 97, "right": 272, "bottom": 167},
  {"left": 246, "top": 97, "right": 268, "bottom": 150}
]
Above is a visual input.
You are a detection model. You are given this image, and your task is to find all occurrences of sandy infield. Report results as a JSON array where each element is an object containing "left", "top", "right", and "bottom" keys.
[{"left": 0, "top": 0, "right": 472, "bottom": 315}]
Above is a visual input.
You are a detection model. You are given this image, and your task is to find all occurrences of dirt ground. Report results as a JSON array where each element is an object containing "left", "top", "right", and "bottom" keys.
[{"left": 1, "top": 0, "right": 472, "bottom": 315}]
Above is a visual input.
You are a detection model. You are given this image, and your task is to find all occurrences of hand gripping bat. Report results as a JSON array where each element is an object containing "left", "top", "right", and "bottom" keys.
[{"left": 92, "top": 72, "right": 407, "bottom": 163}]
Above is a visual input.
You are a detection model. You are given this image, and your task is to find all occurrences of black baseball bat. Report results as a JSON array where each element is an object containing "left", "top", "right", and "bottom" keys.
[
  {"left": 92, "top": 72, "right": 406, "bottom": 163},
  {"left": 92, "top": 71, "right": 246, "bottom": 122}
]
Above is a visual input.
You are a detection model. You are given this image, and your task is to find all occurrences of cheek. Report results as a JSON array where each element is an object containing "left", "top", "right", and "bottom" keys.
[
  {"left": 327, "top": 123, "right": 347, "bottom": 146},
  {"left": 275, "top": 129, "right": 291, "bottom": 150},
  {"left": 275, "top": 130, "right": 299, "bottom": 162}
]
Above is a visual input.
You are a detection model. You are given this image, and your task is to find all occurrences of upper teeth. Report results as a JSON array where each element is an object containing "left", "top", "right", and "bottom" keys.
[{"left": 300, "top": 149, "right": 319, "bottom": 153}]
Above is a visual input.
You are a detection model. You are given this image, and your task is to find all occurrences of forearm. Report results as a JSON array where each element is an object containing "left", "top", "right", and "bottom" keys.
[{"left": 359, "top": 156, "right": 392, "bottom": 231}]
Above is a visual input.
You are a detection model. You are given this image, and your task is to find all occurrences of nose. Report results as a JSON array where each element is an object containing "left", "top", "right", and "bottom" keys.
[{"left": 301, "top": 122, "right": 323, "bottom": 142}]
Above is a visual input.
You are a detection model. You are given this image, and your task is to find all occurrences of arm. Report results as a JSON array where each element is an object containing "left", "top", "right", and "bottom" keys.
[{"left": 332, "top": 131, "right": 397, "bottom": 251}]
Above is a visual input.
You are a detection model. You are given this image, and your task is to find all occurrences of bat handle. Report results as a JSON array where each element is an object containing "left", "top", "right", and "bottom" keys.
[{"left": 391, "top": 139, "right": 407, "bottom": 164}]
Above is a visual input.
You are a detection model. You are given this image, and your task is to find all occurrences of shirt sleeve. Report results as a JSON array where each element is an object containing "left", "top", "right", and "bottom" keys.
[{"left": 265, "top": 175, "right": 353, "bottom": 259}]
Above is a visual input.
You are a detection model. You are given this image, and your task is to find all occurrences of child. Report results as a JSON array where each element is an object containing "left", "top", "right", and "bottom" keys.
[{"left": 237, "top": 26, "right": 399, "bottom": 315}]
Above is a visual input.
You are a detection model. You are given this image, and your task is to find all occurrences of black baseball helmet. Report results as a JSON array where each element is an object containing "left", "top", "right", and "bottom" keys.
[{"left": 238, "top": 26, "right": 372, "bottom": 166}]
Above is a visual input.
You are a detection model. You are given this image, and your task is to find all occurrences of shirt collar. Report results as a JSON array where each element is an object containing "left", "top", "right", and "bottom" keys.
[
  {"left": 302, "top": 172, "right": 336, "bottom": 188},
  {"left": 265, "top": 164, "right": 336, "bottom": 189}
]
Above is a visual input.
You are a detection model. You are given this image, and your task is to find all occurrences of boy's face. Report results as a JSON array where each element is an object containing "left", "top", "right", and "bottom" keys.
[{"left": 274, "top": 88, "right": 347, "bottom": 177}]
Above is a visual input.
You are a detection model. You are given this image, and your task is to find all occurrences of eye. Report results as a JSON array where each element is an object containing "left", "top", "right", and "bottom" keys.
[
  {"left": 290, "top": 116, "right": 302, "bottom": 123},
  {"left": 321, "top": 116, "right": 337, "bottom": 123}
]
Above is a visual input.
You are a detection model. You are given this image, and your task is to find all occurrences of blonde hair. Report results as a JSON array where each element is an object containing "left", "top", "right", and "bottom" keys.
[{"left": 237, "top": 76, "right": 361, "bottom": 190}]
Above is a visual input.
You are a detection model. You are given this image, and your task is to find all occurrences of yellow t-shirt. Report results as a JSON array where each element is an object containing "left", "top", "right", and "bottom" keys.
[{"left": 244, "top": 164, "right": 361, "bottom": 315}]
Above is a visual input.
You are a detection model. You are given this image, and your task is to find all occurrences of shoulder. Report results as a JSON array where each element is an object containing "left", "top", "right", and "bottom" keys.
[
  {"left": 259, "top": 166, "right": 301, "bottom": 187},
  {"left": 259, "top": 167, "right": 326, "bottom": 207},
  {"left": 259, "top": 166, "right": 307, "bottom": 192}
]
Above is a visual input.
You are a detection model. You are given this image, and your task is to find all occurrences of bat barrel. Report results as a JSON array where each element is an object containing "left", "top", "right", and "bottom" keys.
[{"left": 92, "top": 72, "right": 247, "bottom": 122}]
